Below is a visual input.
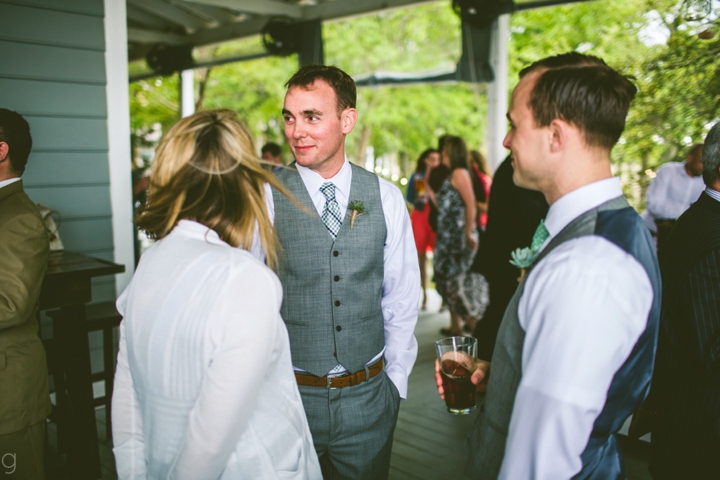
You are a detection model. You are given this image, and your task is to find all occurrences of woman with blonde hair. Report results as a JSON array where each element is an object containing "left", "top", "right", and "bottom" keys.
[{"left": 111, "top": 109, "right": 321, "bottom": 479}]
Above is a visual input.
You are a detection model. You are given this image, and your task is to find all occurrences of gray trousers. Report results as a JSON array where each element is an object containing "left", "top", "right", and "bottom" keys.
[{"left": 298, "top": 370, "right": 401, "bottom": 480}]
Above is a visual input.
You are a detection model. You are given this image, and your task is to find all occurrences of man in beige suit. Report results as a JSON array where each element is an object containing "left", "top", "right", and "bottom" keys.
[{"left": 0, "top": 108, "right": 51, "bottom": 479}]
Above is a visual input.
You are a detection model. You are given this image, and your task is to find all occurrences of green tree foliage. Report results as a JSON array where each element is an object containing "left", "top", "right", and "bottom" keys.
[
  {"left": 129, "top": 76, "right": 179, "bottom": 142},
  {"left": 622, "top": 0, "right": 720, "bottom": 170}
]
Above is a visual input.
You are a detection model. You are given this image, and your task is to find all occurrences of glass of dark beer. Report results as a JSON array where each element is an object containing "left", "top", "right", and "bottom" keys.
[{"left": 435, "top": 336, "right": 478, "bottom": 415}]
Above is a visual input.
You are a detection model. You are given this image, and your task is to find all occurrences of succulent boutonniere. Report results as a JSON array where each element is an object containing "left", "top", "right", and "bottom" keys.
[
  {"left": 347, "top": 200, "right": 366, "bottom": 229},
  {"left": 509, "top": 247, "right": 538, "bottom": 283}
]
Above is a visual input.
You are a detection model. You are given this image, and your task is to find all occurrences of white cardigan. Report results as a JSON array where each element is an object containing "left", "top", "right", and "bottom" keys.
[{"left": 111, "top": 220, "right": 321, "bottom": 480}]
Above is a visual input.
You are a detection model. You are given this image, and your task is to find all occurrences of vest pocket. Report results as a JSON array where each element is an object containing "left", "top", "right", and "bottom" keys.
[{"left": 283, "top": 318, "right": 309, "bottom": 326}]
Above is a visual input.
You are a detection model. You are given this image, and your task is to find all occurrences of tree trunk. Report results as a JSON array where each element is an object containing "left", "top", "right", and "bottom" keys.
[{"left": 195, "top": 67, "right": 213, "bottom": 112}]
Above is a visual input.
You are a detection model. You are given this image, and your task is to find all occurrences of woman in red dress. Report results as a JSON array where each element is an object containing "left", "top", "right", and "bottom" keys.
[{"left": 406, "top": 148, "right": 440, "bottom": 310}]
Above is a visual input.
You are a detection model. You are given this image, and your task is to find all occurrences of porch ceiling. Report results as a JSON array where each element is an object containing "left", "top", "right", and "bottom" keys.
[{"left": 126, "top": 0, "right": 436, "bottom": 62}]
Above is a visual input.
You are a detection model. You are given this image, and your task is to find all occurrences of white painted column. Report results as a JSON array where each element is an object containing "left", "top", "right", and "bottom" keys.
[
  {"left": 485, "top": 14, "right": 510, "bottom": 174},
  {"left": 180, "top": 69, "right": 195, "bottom": 117},
  {"left": 104, "top": 0, "right": 135, "bottom": 295}
]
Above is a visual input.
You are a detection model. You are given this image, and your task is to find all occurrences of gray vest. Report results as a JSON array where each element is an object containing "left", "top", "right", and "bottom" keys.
[
  {"left": 272, "top": 163, "right": 387, "bottom": 376},
  {"left": 465, "top": 196, "right": 661, "bottom": 479}
]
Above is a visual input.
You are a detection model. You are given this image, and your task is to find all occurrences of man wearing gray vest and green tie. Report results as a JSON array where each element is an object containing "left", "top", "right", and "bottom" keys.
[
  {"left": 266, "top": 65, "right": 420, "bottom": 479},
  {"left": 436, "top": 53, "right": 661, "bottom": 479}
]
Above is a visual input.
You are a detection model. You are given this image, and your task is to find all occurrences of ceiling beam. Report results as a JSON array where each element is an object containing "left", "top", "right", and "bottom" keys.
[
  {"left": 183, "top": 0, "right": 303, "bottom": 18},
  {"left": 127, "top": 4, "right": 174, "bottom": 30},
  {"left": 128, "top": 0, "right": 210, "bottom": 30},
  {"left": 127, "top": 27, "right": 187, "bottom": 45},
  {"left": 302, "top": 0, "right": 436, "bottom": 21},
  {"left": 174, "top": 1, "right": 242, "bottom": 23},
  {"left": 183, "top": 15, "right": 269, "bottom": 47}
]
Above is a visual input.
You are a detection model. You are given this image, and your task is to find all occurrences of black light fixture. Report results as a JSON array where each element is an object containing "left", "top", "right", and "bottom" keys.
[
  {"left": 145, "top": 44, "right": 194, "bottom": 76},
  {"left": 262, "top": 18, "right": 301, "bottom": 56}
]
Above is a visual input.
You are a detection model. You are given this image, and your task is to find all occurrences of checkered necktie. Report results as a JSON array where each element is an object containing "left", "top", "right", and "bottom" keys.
[
  {"left": 530, "top": 219, "right": 550, "bottom": 252},
  {"left": 320, "top": 182, "right": 342, "bottom": 239}
]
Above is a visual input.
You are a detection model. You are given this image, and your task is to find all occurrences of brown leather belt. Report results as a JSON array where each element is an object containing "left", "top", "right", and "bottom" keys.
[{"left": 295, "top": 358, "right": 384, "bottom": 389}]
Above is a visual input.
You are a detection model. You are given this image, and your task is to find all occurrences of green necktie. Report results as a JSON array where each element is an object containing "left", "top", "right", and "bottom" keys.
[{"left": 530, "top": 220, "right": 549, "bottom": 252}]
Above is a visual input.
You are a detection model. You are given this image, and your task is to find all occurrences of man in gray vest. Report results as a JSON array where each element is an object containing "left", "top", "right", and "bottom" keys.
[
  {"left": 437, "top": 53, "right": 661, "bottom": 479},
  {"left": 270, "top": 65, "right": 420, "bottom": 479}
]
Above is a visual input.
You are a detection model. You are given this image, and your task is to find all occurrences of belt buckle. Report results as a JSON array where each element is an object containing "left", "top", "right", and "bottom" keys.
[{"left": 326, "top": 376, "right": 336, "bottom": 390}]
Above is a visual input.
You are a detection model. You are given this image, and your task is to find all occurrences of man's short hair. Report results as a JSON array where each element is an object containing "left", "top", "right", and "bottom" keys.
[
  {"left": 702, "top": 123, "right": 720, "bottom": 187},
  {"left": 285, "top": 64, "right": 356, "bottom": 117},
  {"left": 688, "top": 143, "right": 704, "bottom": 161},
  {"left": 261, "top": 142, "right": 282, "bottom": 157},
  {"left": 0, "top": 108, "right": 33, "bottom": 174},
  {"left": 519, "top": 52, "right": 637, "bottom": 150}
]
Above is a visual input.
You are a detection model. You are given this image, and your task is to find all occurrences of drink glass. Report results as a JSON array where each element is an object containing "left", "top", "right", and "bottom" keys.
[
  {"left": 435, "top": 336, "right": 478, "bottom": 415},
  {"left": 415, "top": 176, "right": 425, "bottom": 197}
]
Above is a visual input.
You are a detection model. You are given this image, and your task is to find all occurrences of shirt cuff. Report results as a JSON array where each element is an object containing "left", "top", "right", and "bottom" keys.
[{"left": 385, "top": 368, "right": 408, "bottom": 400}]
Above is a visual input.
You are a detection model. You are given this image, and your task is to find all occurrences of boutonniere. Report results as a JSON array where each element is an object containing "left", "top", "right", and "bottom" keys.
[
  {"left": 347, "top": 200, "right": 366, "bottom": 229},
  {"left": 509, "top": 247, "right": 538, "bottom": 282}
]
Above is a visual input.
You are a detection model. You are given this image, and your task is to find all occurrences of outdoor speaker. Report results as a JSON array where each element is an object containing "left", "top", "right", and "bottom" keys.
[
  {"left": 146, "top": 44, "right": 194, "bottom": 75},
  {"left": 262, "top": 18, "right": 301, "bottom": 56},
  {"left": 262, "top": 18, "right": 324, "bottom": 66}
]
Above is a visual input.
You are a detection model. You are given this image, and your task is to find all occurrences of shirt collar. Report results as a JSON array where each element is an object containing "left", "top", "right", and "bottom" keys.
[
  {"left": 0, "top": 177, "right": 22, "bottom": 190},
  {"left": 705, "top": 187, "right": 720, "bottom": 203},
  {"left": 544, "top": 177, "right": 624, "bottom": 240},
  {"left": 174, "top": 219, "right": 226, "bottom": 246},
  {"left": 295, "top": 157, "right": 352, "bottom": 198}
]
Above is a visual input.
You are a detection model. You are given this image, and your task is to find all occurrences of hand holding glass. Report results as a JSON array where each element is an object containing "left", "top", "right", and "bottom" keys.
[{"left": 435, "top": 336, "right": 478, "bottom": 414}]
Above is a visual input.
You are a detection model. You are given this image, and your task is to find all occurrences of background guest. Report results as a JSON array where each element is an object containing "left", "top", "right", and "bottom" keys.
[
  {"left": 407, "top": 148, "right": 440, "bottom": 310},
  {"left": 468, "top": 150, "right": 492, "bottom": 231},
  {"left": 0, "top": 108, "right": 51, "bottom": 480},
  {"left": 643, "top": 143, "right": 705, "bottom": 248},
  {"left": 261, "top": 141, "right": 284, "bottom": 171},
  {"left": 471, "top": 155, "right": 548, "bottom": 359},
  {"left": 426, "top": 134, "right": 452, "bottom": 234},
  {"left": 434, "top": 135, "right": 488, "bottom": 336},
  {"left": 649, "top": 123, "right": 720, "bottom": 479},
  {"left": 111, "top": 109, "right": 321, "bottom": 479}
]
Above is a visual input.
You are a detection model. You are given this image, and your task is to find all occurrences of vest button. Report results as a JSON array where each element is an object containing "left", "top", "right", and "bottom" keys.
[
  {"left": 333, "top": 250, "right": 339, "bottom": 257},
  {"left": 336, "top": 325, "right": 342, "bottom": 332},
  {"left": 334, "top": 300, "right": 341, "bottom": 306},
  {"left": 334, "top": 275, "right": 340, "bottom": 282}
]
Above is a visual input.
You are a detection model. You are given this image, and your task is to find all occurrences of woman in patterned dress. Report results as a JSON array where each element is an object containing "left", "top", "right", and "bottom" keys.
[{"left": 434, "top": 136, "right": 489, "bottom": 336}]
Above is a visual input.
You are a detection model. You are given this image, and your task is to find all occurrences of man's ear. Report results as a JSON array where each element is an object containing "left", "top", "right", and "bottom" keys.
[
  {"left": 548, "top": 119, "right": 571, "bottom": 153},
  {"left": 341, "top": 108, "right": 357, "bottom": 135},
  {"left": 547, "top": 118, "right": 567, "bottom": 153},
  {"left": 0, "top": 142, "right": 8, "bottom": 163}
]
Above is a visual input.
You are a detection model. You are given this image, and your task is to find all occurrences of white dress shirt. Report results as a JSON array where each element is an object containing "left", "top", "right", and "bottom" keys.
[
  {"left": 0, "top": 177, "right": 21, "bottom": 189},
  {"left": 498, "top": 178, "right": 654, "bottom": 480},
  {"left": 705, "top": 187, "right": 720, "bottom": 203},
  {"left": 112, "top": 220, "right": 321, "bottom": 480},
  {"left": 263, "top": 159, "right": 420, "bottom": 399},
  {"left": 645, "top": 161, "right": 704, "bottom": 226}
]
